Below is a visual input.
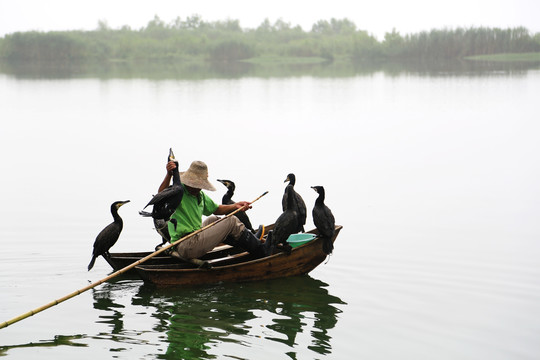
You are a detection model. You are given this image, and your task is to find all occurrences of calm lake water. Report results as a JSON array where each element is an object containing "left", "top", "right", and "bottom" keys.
[{"left": 1, "top": 62, "right": 540, "bottom": 359}]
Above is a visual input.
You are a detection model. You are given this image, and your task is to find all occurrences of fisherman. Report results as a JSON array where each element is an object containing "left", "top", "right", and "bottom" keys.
[{"left": 158, "top": 160, "right": 274, "bottom": 267}]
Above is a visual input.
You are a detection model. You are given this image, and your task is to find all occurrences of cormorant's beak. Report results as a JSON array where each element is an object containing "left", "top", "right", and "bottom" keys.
[
  {"left": 168, "top": 148, "right": 176, "bottom": 162},
  {"left": 284, "top": 176, "right": 290, "bottom": 183},
  {"left": 217, "top": 179, "right": 226, "bottom": 186},
  {"left": 119, "top": 200, "right": 130, "bottom": 207}
]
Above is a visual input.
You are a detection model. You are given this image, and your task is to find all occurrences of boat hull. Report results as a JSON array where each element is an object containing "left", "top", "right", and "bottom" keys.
[{"left": 135, "top": 225, "right": 342, "bottom": 286}]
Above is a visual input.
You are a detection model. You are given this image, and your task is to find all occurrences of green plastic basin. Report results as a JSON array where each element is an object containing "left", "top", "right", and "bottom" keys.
[{"left": 286, "top": 233, "right": 316, "bottom": 248}]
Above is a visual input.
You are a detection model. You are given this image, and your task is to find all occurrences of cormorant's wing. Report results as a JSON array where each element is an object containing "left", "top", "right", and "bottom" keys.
[
  {"left": 273, "top": 209, "right": 299, "bottom": 245},
  {"left": 143, "top": 185, "right": 175, "bottom": 208},
  {"left": 93, "top": 222, "right": 122, "bottom": 256},
  {"left": 313, "top": 205, "right": 335, "bottom": 239},
  {"left": 295, "top": 192, "right": 307, "bottom": 226}
]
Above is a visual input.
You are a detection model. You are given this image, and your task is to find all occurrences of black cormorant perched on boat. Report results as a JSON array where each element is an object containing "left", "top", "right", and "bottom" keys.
[
  {"left": 217, "top": 179, "right": 255, "bottom": 232},
  {"left": 88, "top": 200, "right": 130, "bottom": 271},
  {"left": 311, "top": 186, "right": 335, "bottom": 255},
  {"left": 272, "top": 184, "right": 299, "bottom": 254},
  {"left": 282, "top": 173, "right": 306, "bottom": 233},
  {"left": 139, "top": 148, "right": 184, "bottom": 247}
]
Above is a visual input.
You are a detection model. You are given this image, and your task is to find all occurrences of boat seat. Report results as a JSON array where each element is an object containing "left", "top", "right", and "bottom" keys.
[{"left": 207, "top": 251, "right": 251, "bottom": 266}]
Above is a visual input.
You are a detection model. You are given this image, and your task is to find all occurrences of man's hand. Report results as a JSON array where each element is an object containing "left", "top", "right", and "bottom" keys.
[
  {"left": 235, "top": 201, "right": 252, "bottom": 211},
  {"left": 166, "top": 161, "right": 177, "bottom": 175}
]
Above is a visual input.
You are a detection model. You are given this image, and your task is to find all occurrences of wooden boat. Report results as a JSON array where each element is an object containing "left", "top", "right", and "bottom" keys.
[{"left": 134, "top": 225, "right": 342, "bottom": 286}]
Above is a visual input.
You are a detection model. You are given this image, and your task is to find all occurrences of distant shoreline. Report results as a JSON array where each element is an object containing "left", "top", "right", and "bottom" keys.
[{"left": 1, "top": 22, "right": 539, "bottom": 65}]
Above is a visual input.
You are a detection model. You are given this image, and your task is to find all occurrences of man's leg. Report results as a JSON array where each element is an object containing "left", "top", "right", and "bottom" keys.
[{"left": 175, "top": 216, "right": 244, "bottom": 260}]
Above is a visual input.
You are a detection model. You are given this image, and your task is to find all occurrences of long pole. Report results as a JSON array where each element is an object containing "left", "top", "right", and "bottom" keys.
[{"left": 0, "top": 191, "right": 268, "bottom": 330}]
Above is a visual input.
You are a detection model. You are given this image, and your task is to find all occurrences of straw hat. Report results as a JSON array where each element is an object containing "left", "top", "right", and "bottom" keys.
[{"left": 180, "top": 161, "right": 216, "bottom": 191}]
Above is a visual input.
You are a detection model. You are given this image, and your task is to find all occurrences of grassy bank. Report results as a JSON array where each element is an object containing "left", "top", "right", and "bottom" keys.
[{"left": 242, "top": 56, "right": 329, "bottom": 65}]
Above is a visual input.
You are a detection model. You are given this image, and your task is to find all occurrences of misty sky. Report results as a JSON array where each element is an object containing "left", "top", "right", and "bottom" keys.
[{"left": 0, "top": 0, "right": 538, "bottom": 39}]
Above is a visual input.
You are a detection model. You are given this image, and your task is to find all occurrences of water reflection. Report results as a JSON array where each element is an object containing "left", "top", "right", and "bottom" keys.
[
  {"left": 1, "top": 58, "right": 538, "bottom": 80},
  {"left": 0, "top": 335, "right": 88, "bottom": 356},
  {"left": 92, "top": 283, "right": 127, "bottom": 335},
  {"left": 90, "top": 276, "right": 346, "bottom": 359},
  {"left": 148, "top": 276, "right": 344, "bottom": 359}
]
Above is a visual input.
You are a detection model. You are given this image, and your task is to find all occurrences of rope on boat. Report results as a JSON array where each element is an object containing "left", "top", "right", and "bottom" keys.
[{"left": 0, "top": 191, "right": 269, "bottom": 330}]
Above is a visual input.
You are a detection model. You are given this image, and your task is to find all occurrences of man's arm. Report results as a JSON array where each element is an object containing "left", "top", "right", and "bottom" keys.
[
  {"left": 213, "top": 201, "right": 252, "bottom": 215},
  {"left": 158, "top": 161, "right": 176, "bottom": 192}
]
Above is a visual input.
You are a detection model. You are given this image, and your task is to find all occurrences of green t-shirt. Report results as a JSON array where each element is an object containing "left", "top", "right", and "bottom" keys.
[{"left": 168, "top": 184, "right": 219, "bottom": 241}]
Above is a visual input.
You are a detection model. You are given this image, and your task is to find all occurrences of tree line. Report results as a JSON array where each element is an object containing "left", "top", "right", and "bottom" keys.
[{"left": 0, "top": 16, "right": 539, "bottom": 64}]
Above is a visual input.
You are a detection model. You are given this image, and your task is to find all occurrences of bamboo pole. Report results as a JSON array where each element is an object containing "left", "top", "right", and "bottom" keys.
[{"left": 0, "top": 191, "right": 268, "bottom": 330}]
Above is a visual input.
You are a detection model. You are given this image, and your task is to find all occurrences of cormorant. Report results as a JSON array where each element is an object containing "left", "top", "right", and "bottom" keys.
[
  {"left": 217, "top": 179, "right": 255, "bottom": 232},
  {"left": 282, "top": 173, "right": 307, "bottom": 233},
  {"left": 88, "top": 200, "right": 130, "bottom": 271},
  {"left": 311, "top": 186, "right": 335, "bottom": 255},
  {"left": 139, "top": 148, "right": 184, "bottom": 247},
  {"left": 272, "top": 184, "right": 299, "bottom": 254}
]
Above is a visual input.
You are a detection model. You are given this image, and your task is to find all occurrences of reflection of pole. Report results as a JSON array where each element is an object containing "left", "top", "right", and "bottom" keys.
[{"left": 0, "top": 191, "right": 269, "bottom": 329}]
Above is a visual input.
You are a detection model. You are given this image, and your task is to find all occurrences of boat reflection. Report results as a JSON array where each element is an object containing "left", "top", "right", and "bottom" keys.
[
  {"left": 89, "top": 275, "right": 346, "bottom": 358},
  {"left": 132, "top": 275, "right": 346, "bottom": 359}
]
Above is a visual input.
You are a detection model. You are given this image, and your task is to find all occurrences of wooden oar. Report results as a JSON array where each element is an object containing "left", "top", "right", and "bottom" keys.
[{"left": 0, "top": 191, "right": 268, "bottom": 330}]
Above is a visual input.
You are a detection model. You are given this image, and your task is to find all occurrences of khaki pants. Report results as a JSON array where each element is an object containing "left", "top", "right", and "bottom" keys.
[{"left": 174, "top": 215, "right": 245, "bottom": 259}]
